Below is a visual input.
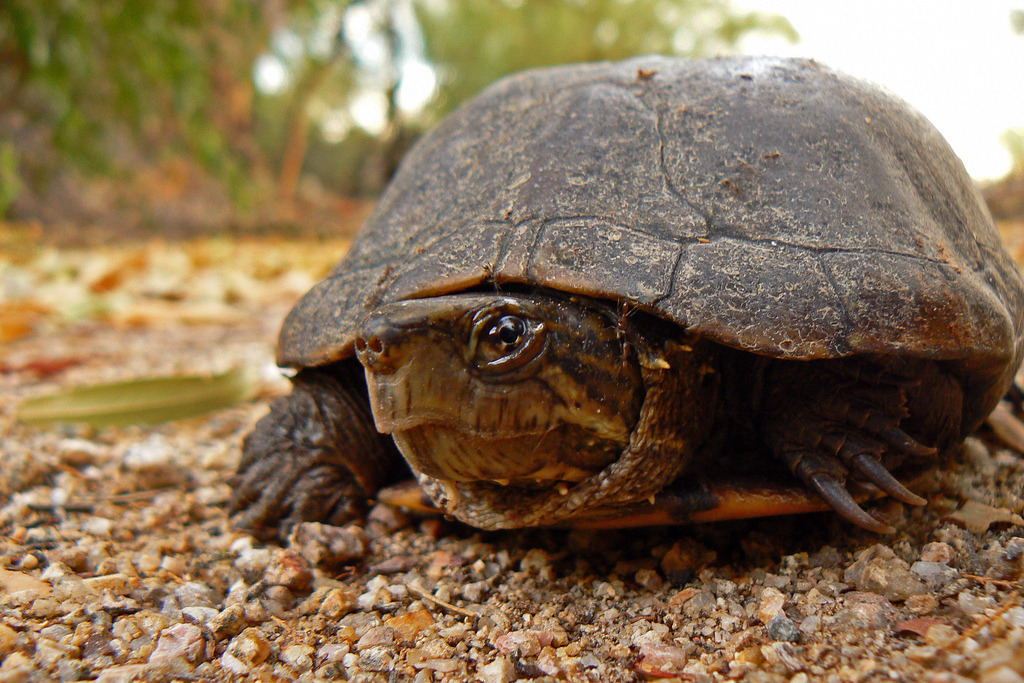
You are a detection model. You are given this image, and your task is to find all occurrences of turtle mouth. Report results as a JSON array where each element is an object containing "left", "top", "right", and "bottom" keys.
[
  {"left": 391, "top": 424, "right": 598, "bottom": 483},
  {"left": 366, "top": 368, "right": 621, "bottom": 483}
]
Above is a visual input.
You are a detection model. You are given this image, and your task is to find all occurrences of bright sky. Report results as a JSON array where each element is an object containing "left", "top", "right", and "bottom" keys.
[{"left": 733, "top": 0, "right": 1024, "bottom": 180}]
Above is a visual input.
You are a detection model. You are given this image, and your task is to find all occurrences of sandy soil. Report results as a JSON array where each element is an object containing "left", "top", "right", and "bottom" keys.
[{"left": 1, "top": 232, "right": 1022, "bottom": 682}]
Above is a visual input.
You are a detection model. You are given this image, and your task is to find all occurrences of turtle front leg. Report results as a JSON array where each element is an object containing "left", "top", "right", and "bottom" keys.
[
  {"left": 759, "top": 358, "right": 956, "bottom": 533},
  {"left": 230, "top": 361, "right": 405, "bottom": 541}
]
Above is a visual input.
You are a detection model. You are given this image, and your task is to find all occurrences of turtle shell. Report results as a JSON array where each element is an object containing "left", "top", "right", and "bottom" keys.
[{"left": 280, "top": 55, "right": 1024, "bottom": 431}]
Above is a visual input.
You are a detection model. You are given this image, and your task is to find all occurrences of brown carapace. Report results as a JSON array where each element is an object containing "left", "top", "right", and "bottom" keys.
[{"left": 230, "top": 56, "right": 1024, "bottom": 541}]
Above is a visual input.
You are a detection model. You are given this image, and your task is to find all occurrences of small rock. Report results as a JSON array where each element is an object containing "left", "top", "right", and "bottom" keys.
[
  {"left": 758, "top": 587, "right": 786, "bottom": 624},
  {"left": 906, "top": 594, "right": 939, "bottom": 615},
  {"left": 844, "top": 545, "right": 926, "bottom": 602},
  {"left": 319, "top": 587, "right": 357, "bottom": 619},
  {"left": 358, "top": 646, "right": 394, "bottom": 672},
  {"left": 495, "top": 630, "right": 542, "bottom": 657},
  {"left": 159, "top": 555, "right": 186, "bottom": 576},
  {"left": 83, "top": 573, "right": 134, "bottom": 595},
  {"left": 1005, "top": 537, "right": 1024, "bottom": 562},
  {"left": 958, "top": 591, "right": 994, "bottom": 615},
  {"left": 910, "top": 561, "right": 958, "bottom": 588},
  {"left": 0, "top": 567, "right": 51, "bottom": 595},
  {"left": 262, "top": 585, "right": 295, "bottom": 613},
  {"left": 798, "top": 615, "right": 821, "bottom": 635},
  {"left": 636, "top": 643, "right": 690, "bottom": 676},
  {"left": 386, "top": 609, "right": 435, "bottom": 642},
  {"left": 149, "top": 623, "right": 210, "bottom": 667},
  {"left": 173, "top": 582, "right": 215, "bottom": 608},
  {"left": 357, "top": 626, "right": 398, "bottom": 649},
  {"left": 478, "top": 657, "right": 515, "bottom": 683},
  {"left": 835, "top": 600, "right": 892, "bottom": 630},
  {"left": 288, "top": 522, "right": 369, "bottom": 568},
  {"left": 815, "top": 580, "right": 849, "bottom": 598},
  {"left": 81, "top": 516, "right": 114, "bottom": 536},
  {"left": 766, "top": 615, "right": 800, "bottom": 642},
  {"left": 220, "top": 652, "right": 249, "bottom": 676},
  {"left": 924, "top": 623, "right": 959, "bottom": 648},
  {"left": 683, "top": 590, "right": 716, "bottom": 617},
  {"left": 95, "top": 664, "right": 149, "bottom": 683},
  {"left": 367, "top": 504, "right": 411, "bottom": 536},
  {"left": 234, "top": 547, "right": 272, "bottom": 577},
  {"left": 181, "top": 606, "right": 219, "bottom": 624},
  {"left": 208, "top": 603, "right": 247, "bottom": 640},
  {"left": 227, "top": 628, "right": 271, "bottom": 666},
  {"left": 519, "top": 549, "right": 552, "bottom": 575},
  {"left": 280, "top": 644, "right": 315, "bottom": 672},
  {"left": 635, "top": 568, "right": 664, "bottom": 591},
  {"left": 263, "top": 548, "right": 313, "bottom": 592},
  {"left": 461, "top": 580, "right": 490, "bottom": 602},
  {"left": 317, "top": 643, "right": 349, "bottom": 664},
  {"left": 920, "top": 542, "right": 955, "bottom": 564}
]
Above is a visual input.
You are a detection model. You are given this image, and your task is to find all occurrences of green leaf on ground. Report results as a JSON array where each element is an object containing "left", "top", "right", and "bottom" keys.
[{"left": 17, "top": 365, "right": 258, "bottom": 428}]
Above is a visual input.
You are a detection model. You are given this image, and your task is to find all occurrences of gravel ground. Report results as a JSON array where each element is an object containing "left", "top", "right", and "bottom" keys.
[{"left": 1, "top": 235, "right": 1023, "bottom": 682}]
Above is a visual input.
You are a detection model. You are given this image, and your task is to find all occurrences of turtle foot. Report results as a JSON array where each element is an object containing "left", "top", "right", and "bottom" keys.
[
  {"left": 230, "top": 364, "right": 404, "bottom": 542},
  {"left": 762, "top": 358, "right": 939, "bottom": 533}
]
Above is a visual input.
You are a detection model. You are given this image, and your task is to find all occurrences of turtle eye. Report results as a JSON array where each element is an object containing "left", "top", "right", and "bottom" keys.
[
  {"left": 470, "top": 311, "right": 546, "bottom": 374},
  {"left": 487, "top": 316, "right": 526, "bottom": 351}
]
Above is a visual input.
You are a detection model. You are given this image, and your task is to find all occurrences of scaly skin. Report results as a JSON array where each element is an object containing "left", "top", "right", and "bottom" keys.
[{"left": 230, "top": 292, "right": 962, "bottom": 540}]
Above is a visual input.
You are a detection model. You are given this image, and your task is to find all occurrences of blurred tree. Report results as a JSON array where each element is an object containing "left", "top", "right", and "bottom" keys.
[
  {"left": 0, "top": 0, "right": 796, "bottom": 230},
  {"left": 268, "top": 0, "right": 796, "bottom": 197},
  {"left": 415, "top": 0, "right": 797, "bottom": 117},
  {"left": 0, "top": 0, "right": 277, "bottom": 224}
]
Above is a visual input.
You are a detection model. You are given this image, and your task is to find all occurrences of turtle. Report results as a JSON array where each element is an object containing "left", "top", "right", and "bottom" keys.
[{"left": 231, "top": 56, "right": 1024, "bottom": 541}]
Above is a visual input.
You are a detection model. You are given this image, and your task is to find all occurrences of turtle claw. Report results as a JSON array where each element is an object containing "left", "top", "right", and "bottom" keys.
[
  {"left": 808, "top": 473, "right": 894, "bottom": 534},
  {"left": 850, "top": 453, "right": 926, "bottom": 506},
  {"left": 863, "top": 417, "right": 938, "bottom": 457}
]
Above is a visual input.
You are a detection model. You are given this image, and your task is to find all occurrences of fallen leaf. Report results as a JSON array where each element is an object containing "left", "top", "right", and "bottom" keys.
[
  {"left": 986, "top": 401, "right": 1024, "bottom": 453},
  {"left": 945, "top": 500, "right": 1024, "bottom": 535},
  {"left": 0, "top": 355, "right": 84, "bottom": 377},
  {"left": 17, "top": 365, "right": 258, "bottom": 428},
  {"left": 895, "top": 618, "right": 947, "bottom": 637}
]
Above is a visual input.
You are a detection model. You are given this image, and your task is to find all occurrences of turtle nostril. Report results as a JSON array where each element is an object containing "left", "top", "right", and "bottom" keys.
[{"left": 355, "top": 334, "right": 390, "bottom": 371}]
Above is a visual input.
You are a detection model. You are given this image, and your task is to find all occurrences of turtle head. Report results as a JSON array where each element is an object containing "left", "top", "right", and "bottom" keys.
[{"left": 354, "top": 292, "right": 644, "bottom": 490}]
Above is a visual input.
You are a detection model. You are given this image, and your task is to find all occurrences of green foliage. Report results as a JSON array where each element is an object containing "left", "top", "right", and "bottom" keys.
[
  {"left": 1012, "top": 9, "right": 1024, "bottom": 35},
  {"left": 0, "top": 0, "right": 268, "bottom": 183},
  {"left": 413, "top": 0, "right": 798, "bottom": 117},
  {"left": 0, "top": 143, "right": 22, "bottom": 217}
]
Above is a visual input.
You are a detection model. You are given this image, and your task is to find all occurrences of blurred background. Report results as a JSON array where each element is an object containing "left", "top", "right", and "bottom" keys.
[{"left": 1, "top": 0, "right": 1021, "bottom": 246}]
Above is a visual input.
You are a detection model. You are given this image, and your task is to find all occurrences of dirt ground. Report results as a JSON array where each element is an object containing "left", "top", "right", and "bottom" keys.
[{"left": 1, "top": 226, "right": 1023, "bottom": 682}]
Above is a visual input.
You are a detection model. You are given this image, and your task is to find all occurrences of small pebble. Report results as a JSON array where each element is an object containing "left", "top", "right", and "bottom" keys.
[
  {"left": 683, "top": 590, "right": 716, "bottom": 617},
  {"left": 766, "top": 615, "right": 801, "bottom": 642},
  {"left": 227, "top": 628, "right": 271, "bottom": 666},
  {"left": 148, "top": 623, "right": 209, "bottom": 666},
  {"left": 263, "top": 548, "right": 313, "bottom": 592},
  {"left": 479, "top": 657, "right": 515, "bottom": 683},
  {"left": 280, "top": 644, "right": 315, "bottom": 672},
  {"left": 910, "top": 561, "right": 958, "bottom": 588},
  {"left": 519, "top": 549, "right": 552, "bottom": 575},
  {"left": 494, "top": 630, "right": 541, "bottom": 656},
  {"left": 758, "top": 587, "right": 786, "bottom": 624}
]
